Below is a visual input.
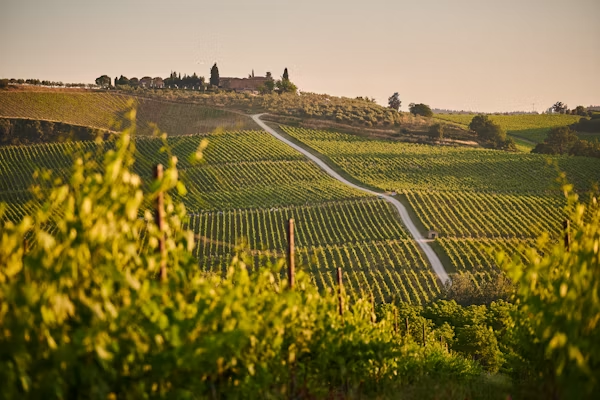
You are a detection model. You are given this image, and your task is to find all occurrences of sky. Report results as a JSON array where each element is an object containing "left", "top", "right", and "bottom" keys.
[{"left": 1, "top": 0, "right": 599, "bottom": 112}]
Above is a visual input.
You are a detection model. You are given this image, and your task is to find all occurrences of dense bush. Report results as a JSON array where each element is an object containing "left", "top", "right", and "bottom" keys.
[
  {"left": 428, "top": 123, "right": 444, "bottom": 140},
  {"left": 532, "top": 126, "right": 600, "bottom": 159},
  {"left": 468, "top": 114, "right": 516, "bottom": 150},
  {"left": 409, "top": 103, "right": 433, "bottom": 117},
  {"left": 570, "top": 116, "right": 600, "bottom": 133}
]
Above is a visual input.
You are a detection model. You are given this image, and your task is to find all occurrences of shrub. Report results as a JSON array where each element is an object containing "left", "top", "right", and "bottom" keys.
[
  {"left": 501, "top": 187, "right": 600, "bottom": 398},
  {"left": 428, "top": 123, "right": 444, "bottom": 140}
]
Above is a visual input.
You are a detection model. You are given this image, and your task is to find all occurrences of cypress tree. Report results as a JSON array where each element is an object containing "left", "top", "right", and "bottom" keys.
[
  {"left": 210, "top": 63, "right": 220, "bottom": 87},
  {"left": 283, "top": 68, "right": 289, "bottom": 81}
]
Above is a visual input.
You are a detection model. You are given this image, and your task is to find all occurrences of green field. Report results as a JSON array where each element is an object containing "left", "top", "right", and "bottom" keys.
[
  {"left": 433, "top": 113, "right": 587, "bottom": 144},
  {"left": 280, "top": 126, "right": 600, "bottom": 282},
  {"left": 0, "top": 91, "right": 255, "bottom": 135},
  {"left": 0, "top": 128, "right": 442, "bottom": 304}
]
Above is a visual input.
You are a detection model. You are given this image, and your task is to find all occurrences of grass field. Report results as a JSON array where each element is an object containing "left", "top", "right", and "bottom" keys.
[
  {"left": 0, "top": 128, "right": 442, "bottom": 304},
  {"left": 433, "top": 113, "right": 587, "bottom": 145},
  {"left": 280, "top": 126, "right": 600, "bottom": 283},
  {"left": 0, "top": 91, "right": 256, "bottom": 135}
]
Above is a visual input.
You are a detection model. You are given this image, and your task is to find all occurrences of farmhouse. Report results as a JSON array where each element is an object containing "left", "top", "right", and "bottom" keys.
[
  {"left": 139, "top": 77, "right": 152, "bottom": 88},
  {"left": 152, "top": 77, "right": 164, "bottom": 89},
  {"left": 219, "top": 76, "right": 269, "bottom": 92},
  {"left": 138, "top": 76, "right": 164, "bottom": 89}
]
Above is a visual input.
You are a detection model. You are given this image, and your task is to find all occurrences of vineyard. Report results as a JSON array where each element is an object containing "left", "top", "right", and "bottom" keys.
[
  {"left": 0, "top": 91, "right": 255, "bottom": 135},
  {"left": 433, "top": 113, "right": 586, "bottom": 143},
  {"left": 0, "top": 127, "right": 443, "bottom": 304},
  {"left": 280, "top": 126, "right": 600, "bottom": 281}
]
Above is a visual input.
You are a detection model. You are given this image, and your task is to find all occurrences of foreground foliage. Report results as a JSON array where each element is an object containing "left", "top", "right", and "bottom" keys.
[
  {"left": 0, "top": 119, "right": 492, "bottom": 399},
  {"left": 502, "top": 185, "right": 600, "bottom": 398}
]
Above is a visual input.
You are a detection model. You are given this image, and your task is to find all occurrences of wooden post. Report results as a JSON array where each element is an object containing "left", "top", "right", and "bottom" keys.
[
  {"left": 394, "top": 307, "right": 398, "bottom": 335},
  {"left": 154, "top": 164, "right": 167, "bottom": 282},
  {"left": 422, "top": 323, "right": 426, "bottom": 347},
  {"left": 563, "top": 219, "right": 571, "bottom": 251},
  {"left": 405, "top": 317, "right": 409, "bottom": 335},
  {"left": 287, "top": 218, "right": 295, "bottom": 289},
  {"left": 337, "top": 267, "right": 344, "bottom": 318},
  {"left": 370, "top": 292, "right": 376, "bottom": 324}
]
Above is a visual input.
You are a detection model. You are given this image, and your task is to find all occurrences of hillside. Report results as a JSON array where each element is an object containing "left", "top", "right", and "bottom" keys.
[
  {"left": 0, "top": 91, "right": 256, "bottom": 137},
  {"left": 0, "top": 127, "right": 441, "bottom": 304},
  {"left": 434, "top": 113, "right": 600, "bottom": 148},
  {"left": 117, "top": 88, "right": 476, "bottom": 140},
  {"left": 278, "top": 125, "right": 600, "bottom": 282}
]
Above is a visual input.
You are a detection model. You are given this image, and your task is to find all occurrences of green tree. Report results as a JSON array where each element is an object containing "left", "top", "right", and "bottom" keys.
[
  {"left": 260, "top": 76, "right": 275, "bottom": 94},
  {"left": 574, "top": 105, "right": 587, "bottom": 116},
  {"left": 428, "top": 123, "right": 444, "bottom": 140},
  {"left": 95, "top": 75, "right": 111, "bottom": 88},
  {"left": 531, "top": 126, "right": 579, "bottom": 155},
  {"left": 468, "top": 114, "right": 508, "bottom": 149},
  {"left": 388, "top": 92, "right": 401, "bottom": 111},
  {"left": 455, "top": 325, "right": 503, "bottom": 372},
  {"left": 552, "top": 101, "right": 567, "bottom": 114},
  {"left": 210, "top": 62, "right": 220, "bottom": 87},
  {"left": 0, "top": 79, "right": 9, "bottom": 89},
  {"left": 115, "top": 75, "right": 129, "bottom": 86},
  {"left": 275, "top": 78, "right": 297, "bottom": 94},
  {"left": 409, "top": 103, "right": 433, "bottom": 117},
  {"left": 283, "top": 67, "right": 289, "bottom": 81}
]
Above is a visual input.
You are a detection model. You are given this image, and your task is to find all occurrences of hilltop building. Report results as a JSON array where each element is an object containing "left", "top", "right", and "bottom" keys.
[
  {"left": 219, "top": 76, "right": 269, "bottom": 92},
  {"left": 139, "top": 76, "right": 164, "bottom": 89}
]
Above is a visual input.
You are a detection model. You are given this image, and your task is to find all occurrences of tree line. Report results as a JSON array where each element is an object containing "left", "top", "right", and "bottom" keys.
[
  {"left": 0, "top": 78, "right": 92, "bottom": 89},
  {"left": 95, "top": 64, "right": 298, "bottom": 94}
]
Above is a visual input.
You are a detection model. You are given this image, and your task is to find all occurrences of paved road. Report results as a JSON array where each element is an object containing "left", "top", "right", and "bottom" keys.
[{"left": 251, "top": 114, "right": 450, "bottom": 284}]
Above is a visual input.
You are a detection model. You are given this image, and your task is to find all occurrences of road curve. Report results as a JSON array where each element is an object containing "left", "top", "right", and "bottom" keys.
[{"left": 251, "top": 114, "right": 450, "bottom": 284}]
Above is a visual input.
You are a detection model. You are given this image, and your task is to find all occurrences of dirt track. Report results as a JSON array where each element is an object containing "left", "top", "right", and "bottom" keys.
[{"left": 251, "top": 113, "right": 450, "bottom": 284}]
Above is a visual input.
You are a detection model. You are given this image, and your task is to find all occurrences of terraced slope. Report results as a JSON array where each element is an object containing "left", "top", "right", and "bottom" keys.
[{"left": 280, "top": 126, "right": 600, "bottom": 285}]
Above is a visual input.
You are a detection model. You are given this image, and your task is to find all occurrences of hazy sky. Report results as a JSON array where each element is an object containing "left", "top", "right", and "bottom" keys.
[{"left": 1, "top": 0, "right": 599, "bottom": 112}]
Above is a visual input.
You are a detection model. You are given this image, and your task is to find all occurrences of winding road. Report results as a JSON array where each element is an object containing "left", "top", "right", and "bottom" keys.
[{"left": 251, "top": 114, "right": 450, "bottom": 284}]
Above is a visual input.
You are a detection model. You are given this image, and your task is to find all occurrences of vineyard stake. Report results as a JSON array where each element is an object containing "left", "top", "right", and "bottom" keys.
[
  {"left": 393, "top": 307, "right": 398, "bottom": 335},
  {"left": 405, "top": 317, "right": 409, "bottom": 335},
  {"left": 154, "top": 164, "right": 167, "bottom": 282},
  {"left": 563, "top": 219, "right": 570, "bottom": 251},
  {"left": 422, "top": 323, "right": 426, "bottom": 347},
  {"left": 370, "top": 292, "right": 376, "bottom": 324},
  {"left": 337, "top": 267, "right": 344, "bottom": 318},
  {"left": 287, "top": 218, "right": 295, "bottom": 289}
]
